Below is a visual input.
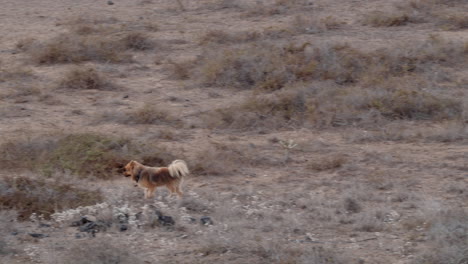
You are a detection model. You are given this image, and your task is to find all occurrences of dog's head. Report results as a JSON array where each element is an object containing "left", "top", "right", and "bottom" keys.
[
  {"left": 123, "top": 160, "right": 137, "bottom": 178},
  {"left": 123, "top": 160, "right": 143, "bottom": 187}
]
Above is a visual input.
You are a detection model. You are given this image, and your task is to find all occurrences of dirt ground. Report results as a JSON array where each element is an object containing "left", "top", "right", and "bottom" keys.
[{"left": 0, "top": 0, "right": 467, "bottom": 263}]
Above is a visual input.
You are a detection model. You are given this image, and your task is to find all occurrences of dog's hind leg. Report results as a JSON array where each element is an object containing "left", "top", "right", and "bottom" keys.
[
  {"left": 173, "top": 181, "right": 184, "bottom": 197},
  {"left": 147, "top": 187, "right": 156, "bottom": 198}
]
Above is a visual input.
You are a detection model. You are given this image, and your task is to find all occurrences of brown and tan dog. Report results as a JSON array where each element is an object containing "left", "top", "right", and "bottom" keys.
[{"left": 123, "top": 160, "right": 189, "bottom": 199}]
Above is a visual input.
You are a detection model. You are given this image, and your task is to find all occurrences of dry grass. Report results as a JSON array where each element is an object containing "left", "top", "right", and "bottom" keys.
[
  {"left": 126, "top": 104, "right": 174, "bottom": 124},
  {"left": 198, "top": 29, "right": 262, "bottom": 45},
  {"left": 412, "top": 208, "right": 468, "bottom": 264},
  {"left": 242, "top": 0, "right": 312, "bottom": 17},
  {"left": 203, "top": 89, "right": 308, "bottom": 130},
  {"left": 292, "top": 15, "right": 345, "bottom": 33},
  {"left": 120, "top": 31, "right": 156, "bottom": 51},
  {"left": 29, "top": 34, "right": 132, "bottom": 64},
  {"left": 58, "top": 67, "right": 118, "bottom": 90},
  {"left": 0, "top": 133, "right": 178, "bottom": 179},
  {"left": 0, "top": 176, "right": 102, "bottom": 220},
  {"left": 100, "top": 104, "right": 177, "bottom": 125},
  {"left": 27, "top": 24, "right": 156, "bottom": 64},
  {"left": 192, "top": 34, "right": 467, "bottom": 130},
  {"left": 394, "top": 0, "right": 468, "bottom": 29},
  {"left": 189, "top": 142, "right": 257, "bottom": 176},
  {"left": 0, "top": 66, "right": 35, "bottom": 83},
  {"left": 196, "top": 36, "right": 467, "bottom": 90},
  {"left": 61, "top": 238, "right": 144, "bottom": 264},
  {"left": 307, "top": 154, "right": 347, "bottom": 171},
  {"left": 362, "top": 11, "right": 410, "bottom": 27}
]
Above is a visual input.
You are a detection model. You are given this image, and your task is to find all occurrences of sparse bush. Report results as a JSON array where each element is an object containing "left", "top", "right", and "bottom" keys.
[
  {"left": 121, "top": 31, "right": 155, "bottom": 50},
  {"left": 437, "top": 12, "right": 468, "bottom": 30},
  {"left": 292, "top": 15, "right": 344, "bottom": 33},
  {"left": 0, "top": 66, "right": 35, "bottom": 83},
  {"left": 0, "top": 176, "right": 102, "bottom": 220},
  {"left": 195, "top": 36, "right": 467, "bottom": 91},
  {"left": 30, "top": 34, "right": 132, "bottom": 64},
  {"left": 395, "top": 0, "right": 468, "bottom": 29},
  {"left": 189, "top": 142, "right": 255, "bottom": 175},
  {"left": 0, "top": 133, "right": 178, "bottom": 179},
  {"left": 343, "top": 197, "right": 362, "bottom": 214},
  {"left": 203, "top": 89, "right": 308, "bottom": 130},
  {"left": 167, "top": 59, "right": 193, "bottom": 80},
  {"left": 0, "top": 136, "right": 56, "bottom": 171},
  {"left": 362, "top": 11, "right": 410, "bottom": 27},
  {"left": 412, "top": 208, "right": 468, "bottom": 264},
  {"left": 198, "top": 30, "right": 262, "bottom": 45},
  {"left": 307, "top": 155, "right": 347, "bottom": 171},
  {"left": 354, "top": 210, "right": 385, "bottom": 232},
  {"left": 15, "top": 37, "right": 36, "bottom": 52},
  {"left": 101, "top": 104, "right": 176, "bottom": 125},
  {"left": 360, "top": 88, "right": 462, "bottom": 120},
  {"left": 58, "top": 67, "right": 118, "bottom": 90},
  {"left": 40, "top": 133, "right": 132, "bottom": 179}
]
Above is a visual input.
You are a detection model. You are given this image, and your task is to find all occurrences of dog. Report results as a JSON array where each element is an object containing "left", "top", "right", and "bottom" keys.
[{"left": 123, "top": 160, "right": 189, "bottom": 199}]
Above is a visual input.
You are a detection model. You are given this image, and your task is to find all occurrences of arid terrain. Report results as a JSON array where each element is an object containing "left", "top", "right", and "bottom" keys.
[{"left": 0, "top": 0, "right": 467, "bottom": 263}]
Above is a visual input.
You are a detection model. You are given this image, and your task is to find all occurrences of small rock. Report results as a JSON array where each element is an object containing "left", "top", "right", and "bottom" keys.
[
  {"left": 123, "top": 95, "right": 129, "bottom": 99},
  {"left": 71, "top": 215, "right": 96, "bottom": 227},
  {"left": 107, "top": 1, "right": 114, "bottom": 5},
  {"left": 39, "top": 223, "right": 51, "bottom": 228},
  {"left": 119, "top": 224, "right": 128, "bottom": 232},
  {"left": 158, "top": 215, "right": 175, "bottom": 226},
  {"left": 28, "top": 233, "right": 48, "bottom": 239},
  {"left": 117, "top": 213, "right": 129, "bottom": 224},
  {"left": 200, "top": 216, "right": 213, "bottom": 226}
]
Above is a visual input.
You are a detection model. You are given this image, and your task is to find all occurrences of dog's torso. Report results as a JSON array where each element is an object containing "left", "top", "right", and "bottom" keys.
[{"left": 135, "top": 166, "right": 176, "bottom": 189}]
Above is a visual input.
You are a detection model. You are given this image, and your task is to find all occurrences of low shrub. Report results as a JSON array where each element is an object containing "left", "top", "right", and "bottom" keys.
[
  {"left": 58, "top": 67, "right": 118, "bottom": 90},
  {"left": 195, "top": 36, "right": 467, "bottom": 90},
  {"left": 0, "top": 176, "right": 102, "bottom": 220},
  {"left": 30, "top": 34, "right": 132, "bottom": 64},
  {"left": 0, "top": 133, "right": 178, "bottom": 179},
  {"left": 203, "top": 90, "right": 308, "bottom": 130},
  {"left": 362, "top": 11, "right": 410, "bottom": 27}
]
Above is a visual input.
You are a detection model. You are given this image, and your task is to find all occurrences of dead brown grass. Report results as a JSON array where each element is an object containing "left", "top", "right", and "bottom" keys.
[
  {"left": 100, "top": 104, "right": 177, "bottom": 125},
  {"left": 29, "top": 34, "right": 132, "bottom": 64},
  {"left": 195, "top": 36, "right": 467, "bottom": 90},
  {"left": 189, "top": 142, "right": 257, "bottom": 176},
  {"left": 203, "top": 89, "right": 308, "bottom": 130},
  {"left": 412, "top": 208, "right": 468, "bottom": 264},
  {"left": 58, "top": 67, "right": 118, "bottom": 90},
  {"left": 395, "top": 0, "right": 468, "bottom": 29},
  {"left": 362, "top": 11, "right": 410, "bottom": 27},
  {"left": 0, "top": 133, "right": 178, "bottom": 179},
  {"left": 198, "top": 29, "right": 262, "bottom": 45},
  {"left": 121, "top": 31, "right": 156, "bottom": 51},
  {"left": 0, "top": 176, "right": 102, "bottom": 220},
  {"left": 307, "top": 154, "right": 347, "bottom": 171}
]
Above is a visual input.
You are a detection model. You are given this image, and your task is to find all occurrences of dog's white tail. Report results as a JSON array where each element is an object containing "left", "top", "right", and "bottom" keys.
[{"left": 168, "top": 160, "right": 189, "bottom": 178}]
